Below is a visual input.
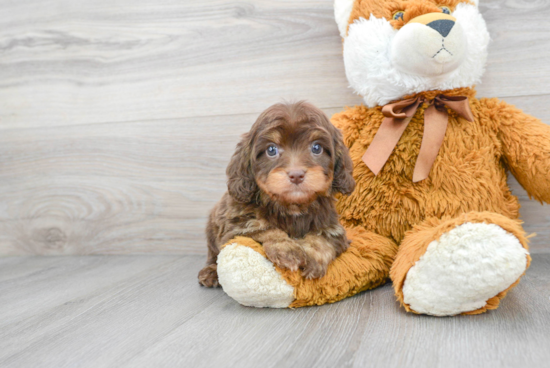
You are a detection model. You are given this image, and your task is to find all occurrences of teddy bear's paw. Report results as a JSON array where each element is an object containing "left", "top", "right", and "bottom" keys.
[
  {"left": 217, "top": 243, "right": 295, "bottom": 308},
  {"left": 402, "top": 222, "right": 529, "bottom": 316}
]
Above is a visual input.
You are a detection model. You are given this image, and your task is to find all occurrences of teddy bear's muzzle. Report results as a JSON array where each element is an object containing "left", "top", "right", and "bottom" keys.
[{"left": 390, "top": 12, "right": 466, "bottom": 77}]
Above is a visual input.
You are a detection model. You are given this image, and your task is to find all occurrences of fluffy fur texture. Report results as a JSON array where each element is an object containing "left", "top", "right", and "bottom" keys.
[
  {"left": 400, "top": 218, "right": 529, "bottom": 316},
  {"left": 331, "top": 88, "right": 549, "bottom": 315},
  {"left": 334, "top": 0, "right": 356, "bottom": 38},
  {"left": 217, "top": 230, "right": 397, "bottom": 308},
  {"left": 217, "top": 241, "right": 295, "bottom": 308},
  {"left": 391, "top": 212, "right": 531, "bottom": 315},
  {"left": 198, "top": 102, "right": 355, "bottom": 287},
  {"left": 335, "top": 0, "right": 479, "bottom": 37},
  {"left": 334, "top": 88, "right": 519, "bottom": 243},
  {"left": 343, "top": 1, "right": 489, "bottom": 106},
  {"left": 214, "top": 0, "right": 548, "bottom": 315}
]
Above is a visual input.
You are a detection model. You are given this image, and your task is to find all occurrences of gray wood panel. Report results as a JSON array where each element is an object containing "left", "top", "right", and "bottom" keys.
[
  {"left": 0, "top": 0, "right": 361, "bottom": 129},
  {"left": 0, "top": 0, "right": 549, "bottom": 129},
  {"left": 0, "top": 114, "right": 248, "bottom": 255},
  {"left": 1, "top": 0, "right": 550, "bottom": 255},
  {"left": 0, "top": 254, "right": 549, "bottom": 368}
]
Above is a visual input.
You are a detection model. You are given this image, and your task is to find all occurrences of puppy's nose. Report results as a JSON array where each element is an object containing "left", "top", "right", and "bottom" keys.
[
  {"left": 426, "top": 19, "right": 455, "bottom": 38},
  {"left": 288, "top": 170, "right": 305, "bottom": 184}
]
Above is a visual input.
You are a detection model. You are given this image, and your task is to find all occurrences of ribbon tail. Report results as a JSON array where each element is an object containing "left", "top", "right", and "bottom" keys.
[
  {"left": 363, "top": 116, "right": 413, "bottom": 175},
  {"left": 413, "top": 104, "right": 449, "bottom": 182},
  {"left": 437, "top": 95, "right": 475, "bottom": 122}
]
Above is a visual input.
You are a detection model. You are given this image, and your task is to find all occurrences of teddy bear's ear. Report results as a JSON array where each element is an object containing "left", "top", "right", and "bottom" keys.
[{"left": 334, "top": 0, "right": 356, "bottom": 38}]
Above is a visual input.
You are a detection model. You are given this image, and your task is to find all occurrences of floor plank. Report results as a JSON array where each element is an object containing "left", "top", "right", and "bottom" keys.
[
  {"left": 0, "top": 255, "right": 548, "bottom": 368},
  {"left": 0, "top": 256, "right": 178, "bottom": 331},
  {"left": 0, "top": 255, "right": 219, "bottom": 367}
]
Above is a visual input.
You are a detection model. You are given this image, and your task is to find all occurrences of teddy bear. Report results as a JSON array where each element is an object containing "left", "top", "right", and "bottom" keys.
[{"left": 214, "top": 0, "right": 550, "bottom": 316}]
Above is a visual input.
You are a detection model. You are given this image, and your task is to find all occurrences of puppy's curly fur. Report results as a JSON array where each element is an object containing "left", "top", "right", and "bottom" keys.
[{"left": 198, "top": 102, "right": 355, "bottom": 287}]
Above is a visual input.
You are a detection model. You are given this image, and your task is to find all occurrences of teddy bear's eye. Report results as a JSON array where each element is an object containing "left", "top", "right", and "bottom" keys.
[
  {"left": 440, "top": 6, "right": 451, "bottom": 14},
  {"left": 393, "top": 11, "right": 405, "bottom": 21}
]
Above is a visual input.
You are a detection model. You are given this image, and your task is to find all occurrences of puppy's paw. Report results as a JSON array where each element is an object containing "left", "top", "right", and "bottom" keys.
[
  {"left": 264, "top": 240, "right": 306, "bottom": 272},
  {"left": 299, "top": 234, "right": 337, "bottom": 279},
  {"left": 301, "top": 259, "right": 329, "bottom": 279},
  {"left": 198, "top": 264, "right": 220, "bottom": 287}
]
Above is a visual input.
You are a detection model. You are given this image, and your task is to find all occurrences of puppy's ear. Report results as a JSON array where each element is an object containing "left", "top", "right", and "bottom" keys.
[
  {"left": 332, "top": 128, "right": 355, "bottom": 195},
  {"left": 301, "top": 101, "right": 356, "bottom": 196},
  {"left": 226, "top": 133, "right": 258, "bottom": 203}
]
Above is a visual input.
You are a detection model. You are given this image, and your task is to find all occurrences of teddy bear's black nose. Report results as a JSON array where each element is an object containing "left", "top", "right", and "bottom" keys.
[{"left": 427, "top": 19, "right": 455, "bottom": 38}]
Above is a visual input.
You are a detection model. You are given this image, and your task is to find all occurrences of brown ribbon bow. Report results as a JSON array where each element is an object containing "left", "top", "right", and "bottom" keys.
[{"left": 362, "top": 94, "right": 474, "bottom": 182}]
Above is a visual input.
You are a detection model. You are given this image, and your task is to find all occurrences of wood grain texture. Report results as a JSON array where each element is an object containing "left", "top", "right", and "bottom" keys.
[
  {"left": 0, "top": 254, "right": 549, "bottom": 368},
  {"left": 1, "top": 0, "right": 549, "bottom": 129},
  {"left": 0, "top": 0, "right": 549, "bottom": 255},
  {"left": 0, "top": 0, "right": 361, "bottom": 129}
]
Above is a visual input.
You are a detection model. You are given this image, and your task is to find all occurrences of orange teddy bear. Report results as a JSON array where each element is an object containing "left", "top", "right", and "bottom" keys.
[{"left": 214, "top": 0, "right": 550, "bottom": 316}]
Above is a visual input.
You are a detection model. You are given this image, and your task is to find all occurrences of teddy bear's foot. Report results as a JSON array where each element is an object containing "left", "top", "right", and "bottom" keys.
[
  {"left": 391, "top": 212, "right": 531, "bottom": 316},
  {"left": 217, "top": 241, "right": 295, "bottom": 308},
  {"left": 402, "top": 223, "right": 527, "bottom": 316}
]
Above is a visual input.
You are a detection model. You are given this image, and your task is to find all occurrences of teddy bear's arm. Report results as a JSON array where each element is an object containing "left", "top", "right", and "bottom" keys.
[{"left": 490, "top": 98, "right": 550, "bottom": 203}]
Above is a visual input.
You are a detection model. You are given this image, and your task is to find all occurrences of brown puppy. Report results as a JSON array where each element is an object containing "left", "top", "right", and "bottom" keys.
[{"left": 198, "top": 102, "right": 355, "bottom": 287}]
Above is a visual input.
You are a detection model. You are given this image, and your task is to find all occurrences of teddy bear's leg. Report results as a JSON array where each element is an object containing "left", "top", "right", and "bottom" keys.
[
  {"left": 216, "top": 237, "right": 296, "bottom": 308},
  {"left": 217, "top": 228, "right": 397, "bottom": 308},
  {"left": 390, "top": 212, "right": 531, "bottom": 316}
]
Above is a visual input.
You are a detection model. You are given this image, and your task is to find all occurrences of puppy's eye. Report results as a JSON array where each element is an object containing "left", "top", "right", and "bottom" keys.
[
  {"left": 393, "top": 11, "right": 404, "bottom": 21},
  {"left": 440, "top": 6, "right": 451, "bottom": 14},
  {"left": 266, "top": 144, "right": 279, "bottom": 157},
  {"left": 311, "top": 142, "right": 323, "bottom": 155}
]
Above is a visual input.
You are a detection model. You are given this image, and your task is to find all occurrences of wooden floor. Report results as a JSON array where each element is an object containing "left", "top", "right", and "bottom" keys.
[
  {"left": 1, "top": 254, "right": 549, "bottom": 368},
  {"left": 1, "top": 1, "right": 550, "bottom": 367}
]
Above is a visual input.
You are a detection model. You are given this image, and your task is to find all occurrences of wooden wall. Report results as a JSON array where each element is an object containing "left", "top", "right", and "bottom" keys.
[{"left": 1, "top": 0, "right": 549, "bottom": 255}]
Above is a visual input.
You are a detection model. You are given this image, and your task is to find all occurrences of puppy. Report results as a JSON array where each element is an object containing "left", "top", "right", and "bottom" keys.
[{"left": 198, "top": 102, "right": 355, "bottom": 287}]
